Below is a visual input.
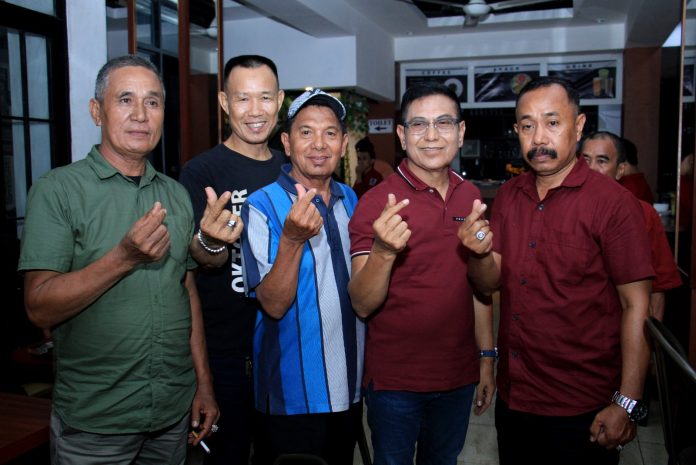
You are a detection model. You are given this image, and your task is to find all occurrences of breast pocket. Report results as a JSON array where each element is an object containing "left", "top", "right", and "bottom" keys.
[
  {"left": 542, "top": 228, "right": 591, "bottom": 286},
  {"left": 165, "top": 215, "right": 193, "bottom": 266}
]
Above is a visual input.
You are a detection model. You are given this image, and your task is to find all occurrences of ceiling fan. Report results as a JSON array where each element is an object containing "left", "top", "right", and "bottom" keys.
[{"left": 409, "top": 0, "right": 559, "bottom": 27}]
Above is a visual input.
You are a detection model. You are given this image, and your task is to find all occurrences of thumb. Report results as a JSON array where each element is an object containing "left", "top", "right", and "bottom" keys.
[{"left": 387, "top": 193, "right": 397, "bottom": 208}]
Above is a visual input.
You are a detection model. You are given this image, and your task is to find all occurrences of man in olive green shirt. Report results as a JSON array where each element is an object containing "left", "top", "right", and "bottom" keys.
[{"left": 18, "top": 55, "right": 218, "bottom": 464}]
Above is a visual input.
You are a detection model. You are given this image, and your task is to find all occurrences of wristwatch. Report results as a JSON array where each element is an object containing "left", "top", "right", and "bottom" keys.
[{"left": 612, "top": 391, "right": 648, "bottom": 423}]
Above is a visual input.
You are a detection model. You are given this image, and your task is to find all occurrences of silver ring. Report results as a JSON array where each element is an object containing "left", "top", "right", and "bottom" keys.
[
  {"left": 475, "top": 230, "right": 486, "bottom": 241},
  {"left": 226, "top": 219, "right": 237, "bottom": 228},
  {"left": 616, "top": 445, "right": 623, "bottom": 452},
  {"left": 210, "top": 424, "right": 219, "bottom": 433}
]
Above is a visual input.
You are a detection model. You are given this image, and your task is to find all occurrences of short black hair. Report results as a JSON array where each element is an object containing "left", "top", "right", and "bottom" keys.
[
  {"left": 222, "top": 54, "right": 279, "bottom": 90},
  {"left": 355, "top": 136, "right": 375, "bottom": 159},
  {"left": 400, "top": 81, "right": 461, "bottom": 123},
  {"left": 580, "top": 131, "right": 626, "bottom": 164},
  {"left": 622, "top": 137, "right": 638, "bottom": 166},
  {"left": 516, "top": 76, "right": 581, "bottom": 116}
]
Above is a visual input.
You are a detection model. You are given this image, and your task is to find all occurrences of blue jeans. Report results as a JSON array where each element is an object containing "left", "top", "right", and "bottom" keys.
[{"left": 365, "top": 383, "right": 476, "bottom": 465}]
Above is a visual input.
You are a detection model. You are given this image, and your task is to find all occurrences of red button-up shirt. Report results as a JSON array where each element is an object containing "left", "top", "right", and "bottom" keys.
[{"left": 491, "top": 158, "right": 653, "bottom": 416}]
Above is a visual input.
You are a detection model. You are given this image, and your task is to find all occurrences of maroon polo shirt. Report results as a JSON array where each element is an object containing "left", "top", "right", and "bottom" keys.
[
  {"left": 491, "top": 158, "right": 653, "bottom": 416},
  {"left": 349, "top": 159, "right": 481, "bottom": 392}
]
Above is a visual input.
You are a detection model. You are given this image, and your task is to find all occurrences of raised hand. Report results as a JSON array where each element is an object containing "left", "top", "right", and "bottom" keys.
[
  {"left": 372, "top": 193, "right": 411, "bottom": 256},
  {"left": 199, "top": 186, "right": 243, "bottom": 245},
  {"left": 282, "top": 184, "right": 323, "bottom": 243},
  {"left": 457, "top": 199, "right": 492, "bottom": 255},
  {"left": 118, "top": 202, "right": 170, "bottom": 264}
]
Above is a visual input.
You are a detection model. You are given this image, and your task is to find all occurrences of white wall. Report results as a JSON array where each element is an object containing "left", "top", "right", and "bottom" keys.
[
  {"left": 395, "top": 23, "right": 626, "bottom": 62},
  {"left": 67, "top": 0, "right": 107, "bottom": 161},
  {"left": 224, "top": 17, "right": 356, "bottom": 92}
]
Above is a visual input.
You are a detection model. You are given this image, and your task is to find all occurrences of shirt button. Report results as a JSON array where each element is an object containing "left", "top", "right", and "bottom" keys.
[
  {"left": 537, "top": 204, "right": 545, "bottom": 211},
  {"left": 428, "top": 188, "right": 434, "bottom": 193},
  {"left": 520, "top": 278, "right": 527, "bottom": 285},
  {"left": 315, "top": 198, "right": 320, "bottom": 203},
  {"left": 529, "top": 240, "right": 536, "bottom": 248},
  {"left": 512, "top": 314, "right": 520, "bottom": 321}
]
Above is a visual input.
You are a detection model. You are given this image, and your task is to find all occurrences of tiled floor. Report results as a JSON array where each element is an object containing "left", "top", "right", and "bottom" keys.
[{"left": 353, "top": 392, "right": 668, "bottom": 465}]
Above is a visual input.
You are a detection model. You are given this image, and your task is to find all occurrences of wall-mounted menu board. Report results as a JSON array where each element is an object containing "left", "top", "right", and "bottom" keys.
[
  {"left": 548, "top": 60, "right": 618, "bottom": 102},
  {"left": 399, "top": 54, "right": 622, "bottom": 108},
  {"left": 474, "top": 64, "right": 540, "bottom": 103},
  {"left": 403, "top": 65, "right": 468, "bottom": 104}
]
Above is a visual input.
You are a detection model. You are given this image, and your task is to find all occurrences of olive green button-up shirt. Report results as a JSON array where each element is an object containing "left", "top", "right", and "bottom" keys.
[{"left": 19, "top": 146, "right": 197, "bottom": 434}]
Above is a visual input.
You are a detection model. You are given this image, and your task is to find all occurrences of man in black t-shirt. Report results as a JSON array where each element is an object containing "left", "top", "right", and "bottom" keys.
[{"left": 179, "top": 55, "right": 286, "bottom": 465}]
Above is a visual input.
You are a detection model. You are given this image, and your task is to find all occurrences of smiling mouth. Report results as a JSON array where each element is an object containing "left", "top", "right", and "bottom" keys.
[{"left": 246, "top": 122, "right": 267, "bottom": 130}]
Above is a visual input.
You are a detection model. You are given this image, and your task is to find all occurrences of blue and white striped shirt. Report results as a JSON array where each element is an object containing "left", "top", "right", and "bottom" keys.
[{"left": 241, "top": 164, "right": 365, "bottom": 415}]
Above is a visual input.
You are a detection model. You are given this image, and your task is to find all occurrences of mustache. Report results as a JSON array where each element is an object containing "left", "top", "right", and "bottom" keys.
[{"left": 527, "top": 147, "right": 558, "bottom": 160}]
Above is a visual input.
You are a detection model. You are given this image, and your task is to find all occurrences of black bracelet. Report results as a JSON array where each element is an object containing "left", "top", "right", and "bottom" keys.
[{"left": 197, "top": 229, "right": 226, "bottom": 254}]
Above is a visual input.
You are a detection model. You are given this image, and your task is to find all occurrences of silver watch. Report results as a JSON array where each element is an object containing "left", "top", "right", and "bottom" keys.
[{"left": 611, "top": 391, "right": 648, "bottom": 423}]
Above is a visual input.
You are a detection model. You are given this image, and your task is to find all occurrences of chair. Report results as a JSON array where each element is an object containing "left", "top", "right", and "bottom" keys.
[{"left": 646, "top": 317, "right": 696, "bottom": 465}]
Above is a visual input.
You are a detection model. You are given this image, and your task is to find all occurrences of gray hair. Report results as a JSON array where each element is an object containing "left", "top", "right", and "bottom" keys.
[{"left": 94, "top": 55, "right": 165, "bottom": 103}]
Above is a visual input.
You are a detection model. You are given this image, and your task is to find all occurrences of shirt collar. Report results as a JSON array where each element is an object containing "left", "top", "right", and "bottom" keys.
[
  {"left": 395, "top": 158, "right": 465, "bottom": 192},
  {"left": 517, "top": 154, "right": 588, "bottom": 196},
  {"left": 277, "top": 163, "right": 345, "bottom": 199},
  {"left": 88, "top": 145, "right": 159, "bottom": 184}
]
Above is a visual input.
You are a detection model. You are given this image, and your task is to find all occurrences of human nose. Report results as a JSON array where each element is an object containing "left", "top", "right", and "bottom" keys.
[
  {"left": 312, "top": 133, "right": 326, "bottom": 150},
  {"left": 424, "top": 121, "right": 439, "bottom": 140},
  {"left": 248, "top": 97, "right": 262, "bottom": 116},
  {"left": 531, "top": 125, "right": 547, "bottom": 145},
  {"left": 131, "top": 100, "right": 147, "bottom": 122}
]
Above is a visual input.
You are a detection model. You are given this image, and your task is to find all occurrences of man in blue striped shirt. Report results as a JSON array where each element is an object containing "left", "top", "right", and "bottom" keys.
[{"left": 241, "top": 89, "right": 364, "bottom": 465}]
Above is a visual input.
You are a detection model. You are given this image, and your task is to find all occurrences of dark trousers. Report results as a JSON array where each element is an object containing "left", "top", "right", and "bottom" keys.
[
  {"left": 495, "top": 396, "right": 620, "bottom": 465},
  {"left": 253, "top": 401, "right": 363, "bottom": 465},
  {"left": 204, "top": 354, "right": 254, "bottom": 465}
]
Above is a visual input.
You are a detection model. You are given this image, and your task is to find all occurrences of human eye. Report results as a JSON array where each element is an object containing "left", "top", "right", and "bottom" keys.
[
  {"left": 261, "top": 95, "right": 272, "bottom": 102},
  {"left": 300, "top": 128, "right": 312, "bottom": 137},
  {"left": 436, "top": 118, "right": 457, "bottom": 131},
  {"left": 408, "top": 120, "right": 427, "bottom": 132},
  {"left": 519, "top": 122, "right": 534, "bottom": 133},
  {"left": 145, "top": 98, "right": 160, "bottom": 108},
  {"left": 119, "top": 96, "right": 131, "bottom": 104}
]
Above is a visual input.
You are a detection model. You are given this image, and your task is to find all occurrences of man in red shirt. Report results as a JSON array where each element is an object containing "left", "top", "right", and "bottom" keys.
[
  {"left": 352, "top": 136, "right": 383, "bottom": 198},
  {"left": 581, "top": 131, "right": 681, "bottom": 321},
  {"left": 348, "top": 82, "right": 495, "bottom": 464},
  {"left": 461, "top": 77, "right": 653, "bottom": 465},
  {"left": 618, "top": 138, "right": 655, "bottom": 204}
]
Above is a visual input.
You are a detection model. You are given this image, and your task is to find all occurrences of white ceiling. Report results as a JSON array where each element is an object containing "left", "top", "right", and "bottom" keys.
[{"left": 224, "top": 0, "right": 690, "bottom": 49}]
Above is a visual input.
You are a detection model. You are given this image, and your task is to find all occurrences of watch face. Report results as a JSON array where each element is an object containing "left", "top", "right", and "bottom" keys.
[{"left": 630, "top": 401, "right": 649, "bottom": 422}]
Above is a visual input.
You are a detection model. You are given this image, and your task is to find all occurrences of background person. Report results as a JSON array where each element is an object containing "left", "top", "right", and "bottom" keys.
[
  {"left": 18, "top": 55, "right": 218, "bottom": 464},
  {"left": 352, "top": 136, "right": 383, "bottom": 198},
  {"left": 581, "top": 131, "right": 681, "bottom": 321},
  {"left": 179, "top": 54, "right": 286, "bottom": 465}
]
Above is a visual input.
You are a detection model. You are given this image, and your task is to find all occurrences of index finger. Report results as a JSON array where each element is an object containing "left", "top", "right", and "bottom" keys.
[
  {"left": 138, "top": 202, "right": 167, "bottom": 232},
  {"left": 295, "top": 184, "right": 317, "bottom": 206},
  {"left": 205, "top": 187, "right": 232, "bottom": 218},
  {"left": 381, "top": 193, "right": 410, "bottom": 217}
]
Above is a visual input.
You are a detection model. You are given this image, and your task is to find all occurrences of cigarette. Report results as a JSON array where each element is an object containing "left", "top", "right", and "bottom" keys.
[{"left": 191, "top": 430, "right": 211, "bottom": 454}]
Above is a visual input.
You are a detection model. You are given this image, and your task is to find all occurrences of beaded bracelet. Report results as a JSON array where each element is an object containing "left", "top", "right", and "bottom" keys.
[{"left": 197, "top": 229, "right": 226, "bottom": 254}]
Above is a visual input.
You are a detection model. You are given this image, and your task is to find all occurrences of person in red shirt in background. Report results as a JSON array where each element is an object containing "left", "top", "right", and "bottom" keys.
[
  {"left": 618, "top": 138, "right": 655, "bottom": 205},
  {"left": 352, "top": 136, "right": 383, "bottom": 198},
  {"left": 581, "top": 131, "right": 681, "bottom": 321}
]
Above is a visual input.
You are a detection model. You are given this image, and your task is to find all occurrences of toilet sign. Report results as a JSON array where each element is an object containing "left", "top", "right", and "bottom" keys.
[{"left": 368, "top": 118, "right": 393, "bottom": 134}]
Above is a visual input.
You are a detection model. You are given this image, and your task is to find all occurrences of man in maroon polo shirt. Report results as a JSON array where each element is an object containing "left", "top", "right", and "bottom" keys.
[
  {"left": 460, "top": 77, "right": 653, "bottom": 465},
  {"left": 580, "top": 131, "right": 681, "bottom": 322},
  {"left": 348, "top": 82, "right": 495, "bottom": 465}
]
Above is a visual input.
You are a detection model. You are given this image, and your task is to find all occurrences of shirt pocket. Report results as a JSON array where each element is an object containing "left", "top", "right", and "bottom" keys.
[
  {"left": 165, "top": 215, "right": 192, "bottom": 266},
  {"left": 542, "top": 228, "right": 591, "bottom": 286}
]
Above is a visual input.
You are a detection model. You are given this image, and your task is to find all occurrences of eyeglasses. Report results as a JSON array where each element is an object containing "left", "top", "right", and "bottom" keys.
[{"left": 403, "top": 117, "right": 459, "bottom": 135}]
